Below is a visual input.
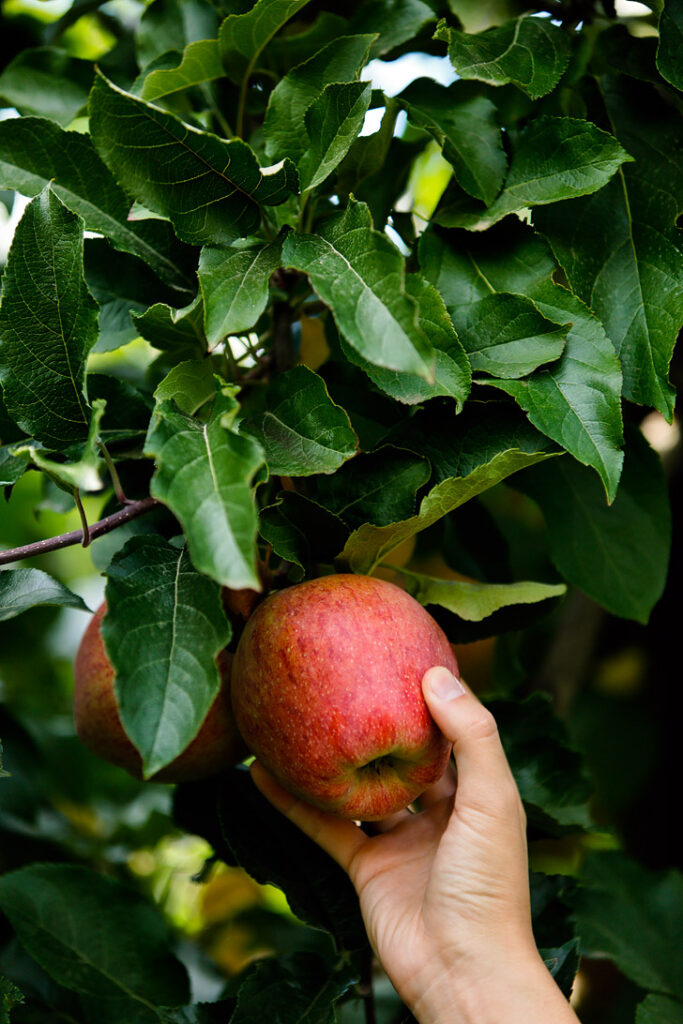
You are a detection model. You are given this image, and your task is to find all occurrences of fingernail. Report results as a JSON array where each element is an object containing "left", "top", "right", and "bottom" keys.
[{"left": 425, "top": 667, "right": 466, "bottom": 701}]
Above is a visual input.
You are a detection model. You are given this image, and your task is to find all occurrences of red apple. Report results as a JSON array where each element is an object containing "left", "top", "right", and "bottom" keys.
[
  {"left": 231, "top": 574, "right": 457, "bottom": 820},
  {"left": 74, "top": 603, "right": 246, "bottom": 782}
]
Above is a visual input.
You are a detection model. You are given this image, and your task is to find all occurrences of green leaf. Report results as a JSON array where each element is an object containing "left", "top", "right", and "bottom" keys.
[
  {"left": 141, "top": 39, "right": 223, "bottom": 100},
  {"left": 259, "top": 491, "right": 349, "bottom": 580},
  {"left": 350, "top": 0, "right": 435, "bottom": 57},
  {"left": 435, "top": 14, "right": 572, "bottom": 99},
  {"left": 539, "top": 939, "right": 581, "bottom": 1000},
  {"left": 636, "top": 995, "right": 683, "bottom": 1024},
  {"left": 1, "top": 974, "right": 24, "bottom": 1019},
  {"left": 393, "top": 401, "right": 555, "bottom": 484},
  {"left": 89, "top": 72, "right": 299, "bottom": 247},
  {"left": 419, "top": 224, "right": 624, "bottom": 501},
  {"left": 16, "top": 399, "right": 106, "bottom": 493},
  {"left": 0, "top": 187, "right": 98, "bottom": 450},
  {"left": 575, "top": 851, "right": 683, "bottom": 1000},
  {"left": 144, "top": 389, "right": 264, "bottom": 589},
  {"left": 89, "top": 375, "right": 152, "bottom": 441},
  {"left": 243, "top": 365, "right": 358, "bottom": 476},
  {"left": 339, "top": 419, "right": 556, "bottom": 573},
  {"left": 535, "top": 77, "right": 683, "bottom": 419},
  {"left": 455, "top": 293, "right": 568, "bottom": 378},
  {"left": 0, "top": 445, "right": 29, "bottom": 488},
  {"left": 309, "top": 447, "right": 430, "bottom": 529},
  {"left": 298, "top": 82, "right": 372, "bottom": 191},
  {"left": 282, "top": 199, "right": 435, "bottom": 380},
  {"left": 443, "top": 116, "right": 632, "bottom": 231},
  {"left": 175, "top": 765, "right": 366, "bottom": 948},
  {"left": 396, "top": 568, "right": 566, "bottom": 621},
  {"left": 102, "top": 535, "right": 231, "bottom": 777},
  {"left": 398, "top": 78, "right": 506, "bottom": 205},
  {"left": 0, "top": 116, "right": 192, "bottom": 293},
  {"left": 0, "top": 864, "right": 189, "bottom": 1006},
  {"left": 320, "top": 361, "right": 404, "bottom": 451},
  {"left": 154, "top": 361, "right": 217, "bottom": 417},
  {"left": 198, "top": 239, "right": 282, "bottom": 346},
  {"left": 339, "top": 274, "right": 471, "bottom": 407},
  {"left": 491, "top": 693, "right": 594, "bottom": 834},
  {"left": 336, "top": 99, "right": 399, "bottom": 197},
  {"left": 0, "top": 47, "right": 92, "bottom": 126},
  {"left": 514, "top": 426, "right": 670, "bottom": 623},
  {"left": 232, "top": 951, "right": 358, "bottom": 1024},
  {"left": 85, "top": 239, "right": 181, "bottom": 354},
  {"left": 446, "top": 0, "right": 531, "bottom": 34},
  {"left": 132, "top": 295, "right": 207, "bottom": 360},
  {"left": 137, "top": 0, "right": 219, "bottom": 69},
  {"left": 219, "top": 0, "right": 314, "bottom": 84},
  {"left": 0, "top": 569, "right": 89, "bottom": 622},
  {"left": 263, "top": 34, "right": 376, "bottom": 164},
  {"left": 657, "top": 0, "right": 683, "bottom": 89}
]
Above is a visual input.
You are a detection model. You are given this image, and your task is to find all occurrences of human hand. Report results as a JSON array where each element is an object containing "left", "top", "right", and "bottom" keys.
[{"left": 251, "top": 667, "right": 579, "bottom": 1023}]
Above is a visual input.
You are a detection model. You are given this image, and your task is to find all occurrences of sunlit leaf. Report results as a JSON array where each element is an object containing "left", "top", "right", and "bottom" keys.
[
  {"left": 199, "top": 239, "right": 282, "bottom": 346},
  {"left": 420, "top": 224, "right": 624, "bottom": 501},
  {"left": 145, "top": 389, "right": 264, "bottom": 589},
  {"left": 243, "top": 365, "right": 358, "bottom": 476},
  {"left": 141, "top": 39, "right": 223, "bottom": 100},
  {"left": 338, "top": 274, "right": 471, "bottom": 407},
  {"left": 435, "top": 14, "right": 572, "bottom": 99},
  {"left": 219, "top": 0, "right": 314, "bottom": 84},
  {"left": 442, "top": 117, "right": 631, "bottom": 231},
  {"left": 396, "top": 568, "right": 566, "bottom": 621},
  {"left": 298, "top": 82, "right": 372, "bottom": 191},
  {"left": 264, "top": 34, "right": 375, "bottom": 164},
  {"left": 282, "top": 199, "right": 435, "bottom": 379}
]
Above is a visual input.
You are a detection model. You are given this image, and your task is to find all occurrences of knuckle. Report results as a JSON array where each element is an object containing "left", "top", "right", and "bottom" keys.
[{"left": 466, "top": 707, "right": 499, "bottom": 741}]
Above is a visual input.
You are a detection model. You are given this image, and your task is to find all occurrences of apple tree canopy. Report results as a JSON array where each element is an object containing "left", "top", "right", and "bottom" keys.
[{"left": 0, "top": 0, "right": 681, "bottom": 1020}]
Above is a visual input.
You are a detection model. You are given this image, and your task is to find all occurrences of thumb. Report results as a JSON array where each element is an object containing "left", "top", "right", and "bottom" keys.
[{"left": 422, "top": 666, "right": 519, "bottom": 812}]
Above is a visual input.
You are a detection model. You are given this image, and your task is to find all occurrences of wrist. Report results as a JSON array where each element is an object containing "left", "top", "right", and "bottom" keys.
[{"left": 407, "top": 949, "right": 578, "bottom": 1024}]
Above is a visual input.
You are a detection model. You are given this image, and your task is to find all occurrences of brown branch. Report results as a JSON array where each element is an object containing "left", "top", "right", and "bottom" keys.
[{"left": 0, "top": 496, "right": 160, "bottom": 567}]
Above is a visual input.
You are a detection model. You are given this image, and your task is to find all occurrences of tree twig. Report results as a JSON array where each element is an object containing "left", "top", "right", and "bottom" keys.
[
  {"left": 0, "top": 496, "right": 160, "bottom": 567},
  {"left": 358, "top": 947, "right": 377, "bottom": 1024}
]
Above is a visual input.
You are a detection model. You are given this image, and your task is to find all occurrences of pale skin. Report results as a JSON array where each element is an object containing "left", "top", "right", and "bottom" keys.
[{"left": 251, "top": 666, "right": 582, "bottom": 1024}]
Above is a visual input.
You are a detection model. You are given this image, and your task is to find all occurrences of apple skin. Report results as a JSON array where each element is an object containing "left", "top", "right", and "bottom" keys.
[
  {"left": 231, "top": 574, "right": 458, "bottom": 820},
  {"left": 74, "top": 603, "right": 247, "bottom": 782}
]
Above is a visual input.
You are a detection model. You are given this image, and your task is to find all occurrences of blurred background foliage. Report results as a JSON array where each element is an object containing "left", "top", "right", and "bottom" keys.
[{"left": 0, "top": 0, "right": 681, "bottom": 1022}]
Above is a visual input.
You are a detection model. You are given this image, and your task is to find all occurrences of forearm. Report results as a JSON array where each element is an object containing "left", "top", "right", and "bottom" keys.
[{"left": 408, "top": 952, "right": 580, "bottom": 1024}]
